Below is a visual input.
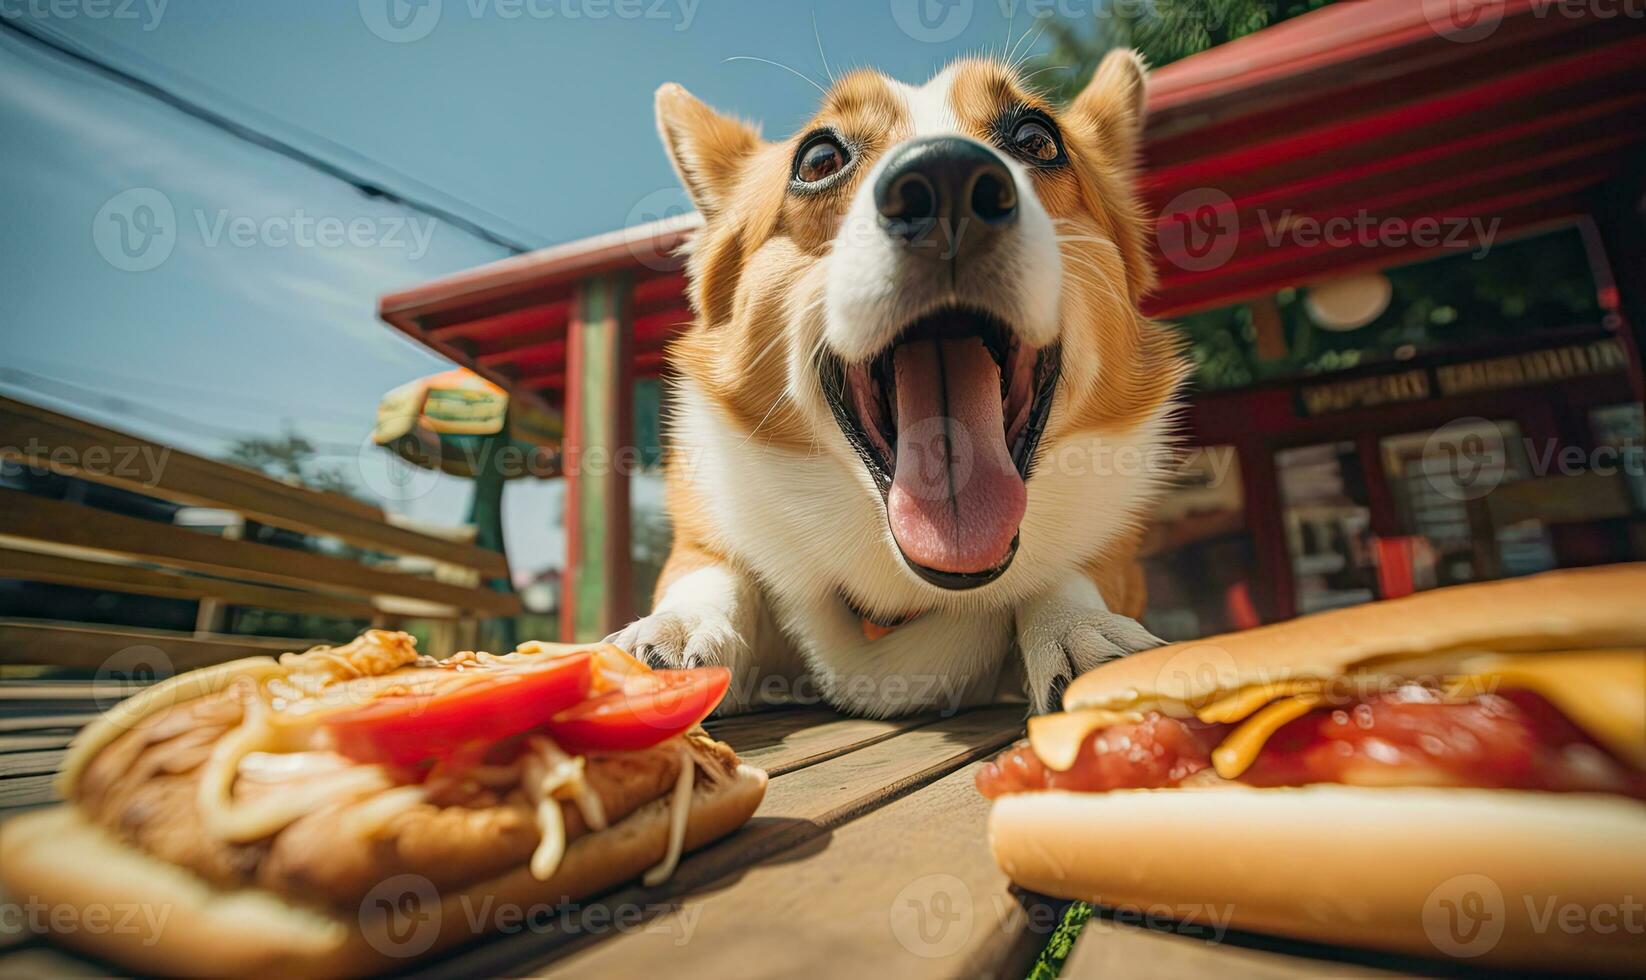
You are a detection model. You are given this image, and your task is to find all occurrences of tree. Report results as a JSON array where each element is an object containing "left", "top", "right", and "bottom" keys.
[
  {"left": 227, "top": 432, "right": 359, "bottom": 498},
  {"left": 1032, "top": 0, "right": 1342, "bottom": 103}
]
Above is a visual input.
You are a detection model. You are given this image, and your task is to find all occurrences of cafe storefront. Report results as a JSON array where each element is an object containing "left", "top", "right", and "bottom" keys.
[{"left": 1141, "top": 223, "right": 1646, "bottom": 641}]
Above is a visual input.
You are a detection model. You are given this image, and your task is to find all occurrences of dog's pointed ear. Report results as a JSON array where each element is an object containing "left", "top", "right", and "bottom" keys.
[
  {"left": 1069, "top": 49, "right": 1149, "bottom": 153},
  {"left": 656, "top": 83, "right": 762, "bottom": 220}
]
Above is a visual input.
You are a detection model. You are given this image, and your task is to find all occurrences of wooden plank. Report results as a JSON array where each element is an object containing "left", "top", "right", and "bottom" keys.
[
  {"left": 0, "top": 679, "right": 148, "bottom": 700},
  {"left": 408, "top": 706, "right": 1026, "bottom": 978},
  {"left": 0, "top": 715, "right": 93, "bottom": 734},
  {"left": 0, "top": 749, "right": 62, "bottom": 779},
  {"left": 0, "top": 395, "right": 510, "bottom": 578},
  {"left": 705, "top": 708, "right": 942, "bottom": 777},
  {"left": 0, "top": 946, "right": 112, "bottom": 979},
  {"left": 0, "top": 774, "right": 56, "bottom": 809},
  {"left": 0, "top": 620, "right": 311, "bottom": 671},
  {"left": 0, "top": 490, "right": 520, "bottom": 616},
  {"left": 547, "top": 759, "right": 1059, "bottom": 980},
  {"left": 1061, "top": 913, "right": 1419, "bottom": 979},
  {"left": 0, "top": 735, "right": 72, "bottom": 753},
  {"left": 0, "top": 546, "right": 382, "bottom": 620}
]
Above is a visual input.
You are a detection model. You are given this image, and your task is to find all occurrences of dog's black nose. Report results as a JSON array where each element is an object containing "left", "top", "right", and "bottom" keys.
[{"left": 875, "top": 137, "right": 1017, "bottom": 259}]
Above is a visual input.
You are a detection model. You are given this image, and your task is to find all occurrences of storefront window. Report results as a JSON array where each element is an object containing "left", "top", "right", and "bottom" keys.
[
  {"left": 1276, "top": 442, "right": 1377, "bottom": 614},
  {"left": 1141, "top": 446, "right": 1260, "bottom": 640},
  {"left": 1379, "top": 421, "right": 1555, "bottom": 591}
]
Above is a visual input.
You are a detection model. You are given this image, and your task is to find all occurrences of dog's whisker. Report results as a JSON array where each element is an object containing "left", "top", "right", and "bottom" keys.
[
  {"left": 1020, "top": 64, "right": 1072, "bottom": 88},
  {"left": 1005, "top": 15, "right": 1037, "bottom": 67},
  {"left": 723, "top": 56, "right": 827, "bottom": 95},
  {"left": 1008, "top": 18, "right": 1048, "bottom": 74},
  {"left": 811, "top": 10, "right": 835, "bottom": 86},
  {"left": 1002, "top": 0, "right": 1017, "bottom": 63}
]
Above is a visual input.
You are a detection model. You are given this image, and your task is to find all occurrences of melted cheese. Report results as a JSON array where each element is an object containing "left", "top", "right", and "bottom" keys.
[
  {"left": 643, "top": 746, "right": 695, "bottom": 887},
  {"left": 1027, "top": 650, "right": 1645, "bottom": 786},
  {"left": 1449, "top": 650, "right": 1646, "bottom": 770},
  {"left": 1210, "top": 694, "right": 1323, "bottom": 779},
  {"left": 1196, "top": 679, "right": 1321, "bottom": 724},
  {"left": 1027, "top": 709, "right": 1145, "bottom": 772}
]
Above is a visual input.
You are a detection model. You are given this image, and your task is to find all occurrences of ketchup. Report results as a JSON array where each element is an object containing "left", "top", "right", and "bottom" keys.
[{"left": 977, "top": 689, "right": 1646, "bottom": 800}]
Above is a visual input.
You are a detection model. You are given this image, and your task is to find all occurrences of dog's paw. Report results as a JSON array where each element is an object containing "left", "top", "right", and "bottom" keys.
[
  {"left": 1017, "top": 581, "right": 1163, "bottom": 714},
  {"left": 605, "top": 605, "right": 746, "bottom": 671}
]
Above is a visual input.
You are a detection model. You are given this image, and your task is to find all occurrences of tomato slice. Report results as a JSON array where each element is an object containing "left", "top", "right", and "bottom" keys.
[
  {"left": 546, "top": 667, "right": 731, "bottom": 753},
  {"left": 325, "top": 653, "right": 593, "bottom": 767}
]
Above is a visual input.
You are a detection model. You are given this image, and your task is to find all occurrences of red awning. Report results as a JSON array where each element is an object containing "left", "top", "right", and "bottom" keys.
[{"left": 379, "top": 0, "right": 1646, "bottom": 409}]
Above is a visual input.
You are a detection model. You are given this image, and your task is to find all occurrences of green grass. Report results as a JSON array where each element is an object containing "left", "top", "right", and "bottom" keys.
[{"left": 1025, "top": 902, "right": 1093, "bottom": 980}]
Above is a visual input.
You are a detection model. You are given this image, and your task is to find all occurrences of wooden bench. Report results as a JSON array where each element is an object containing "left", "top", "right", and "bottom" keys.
[{"left": 0, "top": 395, "right": 521, "bottom": 673}]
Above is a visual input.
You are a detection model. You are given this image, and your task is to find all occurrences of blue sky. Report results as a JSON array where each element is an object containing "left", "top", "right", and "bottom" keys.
[{"left": 0, "top": 0, "right": 1066, "bottom": 576}]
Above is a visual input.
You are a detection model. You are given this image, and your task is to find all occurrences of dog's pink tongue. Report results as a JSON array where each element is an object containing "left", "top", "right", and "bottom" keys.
[{"left": 888, "top": 338, "right": 1025, "bottom": 574}]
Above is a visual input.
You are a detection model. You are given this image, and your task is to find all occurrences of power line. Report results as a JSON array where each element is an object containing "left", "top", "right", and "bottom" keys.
[
  {"left": 0, "top": 368, "right": 364, "bottom": 456},
  {"left": 0, "top": 16, "right": 539, "bottom": 256},
  {"left": 6, "top": 353, "right": 371, "bottom": 420}
]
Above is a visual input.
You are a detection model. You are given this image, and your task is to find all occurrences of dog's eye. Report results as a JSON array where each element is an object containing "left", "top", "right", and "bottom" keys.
[
  {"left": 1012, "top": 119, "right": 1061, "bottom": 162},
  {"left": 795, "top": 135, "right": 848, "bottom": 184}
]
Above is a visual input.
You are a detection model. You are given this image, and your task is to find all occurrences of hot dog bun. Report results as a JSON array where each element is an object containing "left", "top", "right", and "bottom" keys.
[
  {"left": 1064, "top": 563, "right": 1646, "bottom": 713},
  {"left": 990, "top": 785, "right": 1646, "bottom": 973},
  {"left": 0, "top": 763, "right": 765, "bottom": 978}
]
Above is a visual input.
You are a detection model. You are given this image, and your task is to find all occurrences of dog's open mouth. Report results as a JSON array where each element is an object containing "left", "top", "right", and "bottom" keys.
[{"left": 820, "top": 306, "right": 1060, "bottom": 590}]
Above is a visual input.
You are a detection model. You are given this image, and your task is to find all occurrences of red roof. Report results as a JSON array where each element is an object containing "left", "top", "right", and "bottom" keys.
[{"left": 379, "top": 0, "right": 1646, "bottom": 409}]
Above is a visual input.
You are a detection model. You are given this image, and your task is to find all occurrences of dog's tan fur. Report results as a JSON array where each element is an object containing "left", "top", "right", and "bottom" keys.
[{"left": 619, "top": 52, "right": 1187, "bottom": 716}]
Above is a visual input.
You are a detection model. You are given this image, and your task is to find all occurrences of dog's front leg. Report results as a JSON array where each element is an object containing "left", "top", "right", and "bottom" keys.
[
  {"left": 606, "top": 558, "right": 769, "bottom": 712},
  {"left": 1016, "top": 576, "right": 1163, "bottom": 714}
]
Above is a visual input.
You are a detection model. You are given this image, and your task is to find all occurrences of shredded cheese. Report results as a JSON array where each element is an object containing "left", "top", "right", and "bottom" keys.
[
  {"left": 197, "top": 689, "right": 393, "bottom": 842},
  {"left": 56, "top": 656, "right": 285, "bottom": 797},
  {"left": 523, "top": 736, "right": 608, "bottom": 881},
  {"left": 643, "top": 746, "right": 695, "bottom": 887},
  {"left": 342, "top": 785, "right": 428, "bottom": 840},
  {"left": 1210, "top": 693, "right": 1323, "bottom": 779},
  {"left": 529, "top": 786, "right": 567, "bottom": 881}
]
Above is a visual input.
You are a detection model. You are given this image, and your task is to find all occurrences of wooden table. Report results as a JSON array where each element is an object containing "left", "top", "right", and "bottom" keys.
[{"left": 0, "top": 697, "right": 1435, "bottom": 978}]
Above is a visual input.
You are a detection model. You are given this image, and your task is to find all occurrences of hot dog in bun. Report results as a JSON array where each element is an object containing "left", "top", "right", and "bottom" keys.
[
  {"left": 979, "top": 565, "right": 1646, "bottom": 972},
  {"left": 0, "top": 631, "right": 766, "bottom": 976}
]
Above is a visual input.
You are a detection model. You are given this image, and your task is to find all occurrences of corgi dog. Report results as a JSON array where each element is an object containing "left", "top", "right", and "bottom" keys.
[{"left": 610, "top": 51, "right": 1188, "bottom": 716}]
